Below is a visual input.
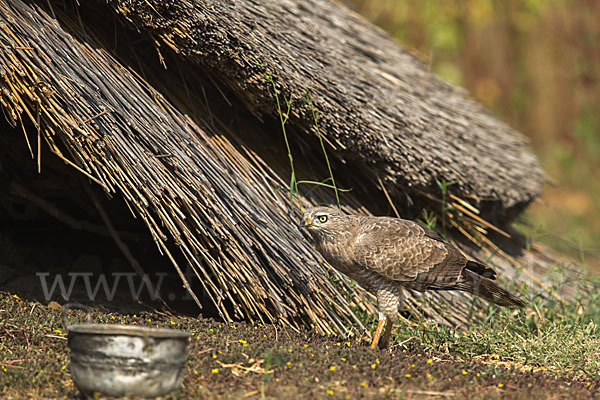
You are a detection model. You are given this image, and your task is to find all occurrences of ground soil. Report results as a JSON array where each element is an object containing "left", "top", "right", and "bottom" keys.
[
  {"left": 0, "top": 220, "right": 598, "bottom": 399},
  {"left": 1, "top": 294, "right": 599, "bottom": 399}
]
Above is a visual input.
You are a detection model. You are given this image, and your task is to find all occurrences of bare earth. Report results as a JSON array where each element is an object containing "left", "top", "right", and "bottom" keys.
[{"left": 0, "top": 291, "right": 597, "bottom": 399}]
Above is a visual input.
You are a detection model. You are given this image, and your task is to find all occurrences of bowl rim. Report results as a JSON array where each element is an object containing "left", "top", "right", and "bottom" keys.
[{"left": 67, "top": 323, "right": 191, "bottom": 338}]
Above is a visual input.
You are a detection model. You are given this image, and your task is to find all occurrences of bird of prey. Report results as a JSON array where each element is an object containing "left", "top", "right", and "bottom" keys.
[{"left": 300, "top": 206, "right": 525, "bottom": 349}]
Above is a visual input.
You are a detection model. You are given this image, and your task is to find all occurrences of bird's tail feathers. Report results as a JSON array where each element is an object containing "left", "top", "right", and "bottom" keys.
[
  {"left": 458, "top": 269, "right": 526, "bottom": 308},
  {"left": 464, "top": 260, "right": 497, "bottom": 279}
]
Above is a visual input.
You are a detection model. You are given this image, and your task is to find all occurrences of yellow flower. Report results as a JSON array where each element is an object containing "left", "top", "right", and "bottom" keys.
[
  {"left": 12, "top": 294, "right": 19, "bottom": 299},
  {"left": 360, "top": 382, "right": 367, "bottom": 387},
  {"left": 54, "top": 329, "right": 61, "bottom": 334},
  {"left": 405, "top": 374, "right": 411, "bottom": 378},
  {"left": 212, "top": 369, "right": 219, "bottom": 374},
  {"left": 427, "top": 359, "right": 433, "bottom": 364},
  {"left": 402, "top": 349, "right": 406, "bottom": 353},
  {"left": 376, "top": 359, "right": 380, "bottom": 364},
  {"left": 371, "top": 363, "right": 376, "bottom": 369},
  {"left": 587, "top": 382, "right": 592, "bottom": 386},
  {"left": 327, "top": 389, "right": 334, "bottom": 395},
  {"left": 462, "top": 370, "right": 467, "bottom": 375},
  {"left": 287, "top": 362, "right": 291, "bottom": 366},
  {"left": 329, "top": 366, "right": 336, "bottom": 371},
  {"left": 304, "top": 344, "right": 308, "bottom": 348},
  {"left": 196, "top": 336, "right": 200, "bottom": 340},
  {"left": 498, "top": 383, "right": 504, "bottom": 388},
  {"left": 427, "top": 374, "right": 433, "bottom": 379},
  {"left": 417, "top": 353, "right": 421, "bottom": 357},
  {"left": 61, "top": 365, "right": 66, "bottom": 371},
  {"left": 346, "top": 342, "right": 351, "bottom": 347},
  {"left": 352, "top": 365, "right": 357, "bottom": 369},
  {"left": 170, "top": 321, "right": 175, "bottom": 325},
  {"left": 238, "top": 339, "right": 247, "bottom": 345},
  {"left": 341, "top": 357, "right": 346, "bottom": 362},
  {"left": 288, "top": 349, "right": 293, "bottom": 353},
  {"left": 311, "top": 353, "right": 315, "bottom": 357},
  {"left": 476, "top": 372, "right": 480, "bottom": 377},
  {"left": 193, "top": 369, "right": 198, "bottom": 375},
  {"left": 410, "top": 363, "right": 415, "bottom": 367},
  {"left": 212, "top": 355, "right": 217, "bottom": 359},
  {"left": 1, "top": 365, "right": 7, "bottom": 372},
  {"left": 209, "top": 328, "right": 214, "bottom": 332}
]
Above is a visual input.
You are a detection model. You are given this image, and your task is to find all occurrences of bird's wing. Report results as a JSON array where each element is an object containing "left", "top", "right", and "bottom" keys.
[{"left": 351, "top": 217, "right": 467, "bottom": 288}]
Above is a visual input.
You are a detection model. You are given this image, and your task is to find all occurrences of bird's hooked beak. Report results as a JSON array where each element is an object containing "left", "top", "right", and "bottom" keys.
[{"left": 299, "top": 214, "right": 314, "bottom": 229}]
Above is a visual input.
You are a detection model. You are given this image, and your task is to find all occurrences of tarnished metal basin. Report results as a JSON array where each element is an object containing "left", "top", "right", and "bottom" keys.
[{"left": 63, "top": 304, "right": 191, "bottom": 398}]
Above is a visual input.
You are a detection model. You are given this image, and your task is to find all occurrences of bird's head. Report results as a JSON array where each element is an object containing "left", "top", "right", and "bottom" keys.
[{"left": 299, "top": 206, "right": 345, "bottom": 242}]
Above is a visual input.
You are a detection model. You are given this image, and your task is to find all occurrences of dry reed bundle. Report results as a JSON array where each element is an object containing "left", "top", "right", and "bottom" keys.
[{"left": 0, "top": 0, "right": 376, "bottom": 335}]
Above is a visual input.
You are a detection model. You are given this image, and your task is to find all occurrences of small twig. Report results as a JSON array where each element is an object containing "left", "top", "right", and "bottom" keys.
[
  {"left": 449, "top": 194, "right": 479, "bottom": 214},
  {"left": 193, "top": 347, "right": 215, "bottom": 356},
  {"left": 450, "top": 201, "right": 511, "bottom": 238},
  {"left": 3, "top": 358, "right": 33, "bottom": 365},
  {"left": 43, "top": 334, "right": 67, "bottom": 340},
  {"left": 406, "top": 390, "right": 455, "bottom": 397},
  {"left": 36, "top": 99, "right": 41, "bottom": 173},
  {"left": 377, "top": 176, "right": 400, "bottom": 219},
  {"left": 392, "top": 336, "right": 414, "bottom": 348},
  {"left": 81, "top": 110, "right": 107, "bottom": 124},
  {"left": 306, "top": 92, "right": 341, "bottom": 208}
]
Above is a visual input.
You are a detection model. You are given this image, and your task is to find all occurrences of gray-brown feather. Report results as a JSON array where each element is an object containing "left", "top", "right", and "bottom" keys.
[
  {"left": 456, "top": 269, "right": 526, "bottom": 307},
  {"left": 351, "top": 217, "right": 468, "bottom": 290},
  {"left": 301, "top": 207, "right": 525, "bottom": 320}
]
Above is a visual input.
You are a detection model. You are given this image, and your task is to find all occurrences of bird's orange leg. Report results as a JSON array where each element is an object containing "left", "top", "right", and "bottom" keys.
[
  {"left": 370, "top": 316, "right": 386, "bottom": 349},
  {"left": 379, "top": 317, "right": 393, "bottom": 349}
]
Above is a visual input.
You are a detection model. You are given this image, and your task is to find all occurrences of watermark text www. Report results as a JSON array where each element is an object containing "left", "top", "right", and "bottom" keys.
[{"left": 36, "top": 272, "right": 166, "bottom": 302}]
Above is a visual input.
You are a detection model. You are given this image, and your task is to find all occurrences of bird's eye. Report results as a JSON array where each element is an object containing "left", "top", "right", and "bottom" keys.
[{"left": 318, "top": 215, "right": 328, "bottom": 223}]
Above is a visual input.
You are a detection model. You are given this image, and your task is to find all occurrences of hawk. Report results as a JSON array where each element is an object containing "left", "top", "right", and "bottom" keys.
[{"left": 300, "top": 206, "right": 525, "bottom": 349}]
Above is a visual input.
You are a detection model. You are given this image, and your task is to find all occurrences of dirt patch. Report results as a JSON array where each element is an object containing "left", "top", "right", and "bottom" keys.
[{"left": 0, "top": 293, "right": 597, "bottom": 399}]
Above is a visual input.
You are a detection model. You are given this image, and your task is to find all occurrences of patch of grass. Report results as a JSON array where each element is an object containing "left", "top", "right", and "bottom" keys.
[
  {"left": 262, "top": 67, "right": 298, "bottom": 210},
  {"left": 254, "top": 57, "right": 346, "bottom": 211},
  {"left": 434, "top": 177, "right": 457, "bottom": 234},
  {"left": 387, "top": 274, "right": 600, "bottom": 379},
  {"left": 305, "top": 92, "right": 341, "bottom": 208}
]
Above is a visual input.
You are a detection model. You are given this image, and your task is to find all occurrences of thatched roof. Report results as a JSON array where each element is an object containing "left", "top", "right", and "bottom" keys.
[
  {"left": 108, "top": 0, "right": 545, "bottom": 219},
  {"left": 0, "top": 0, "right": 573, "bottom": 335}
]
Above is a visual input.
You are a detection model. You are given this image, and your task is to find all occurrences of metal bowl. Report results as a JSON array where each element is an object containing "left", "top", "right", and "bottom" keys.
[{"left": 63, "top": 304, "right": 191, "bottom": 398}]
